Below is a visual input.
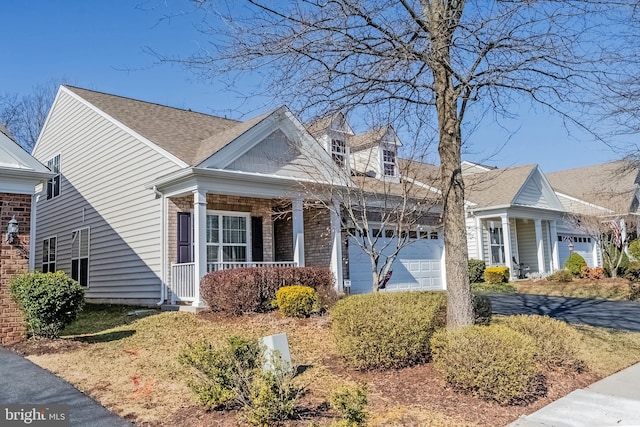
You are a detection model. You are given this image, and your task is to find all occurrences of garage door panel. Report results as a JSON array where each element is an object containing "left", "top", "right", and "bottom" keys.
[{"left": 348, "top": 237, "right": 444, "bottom": 293}]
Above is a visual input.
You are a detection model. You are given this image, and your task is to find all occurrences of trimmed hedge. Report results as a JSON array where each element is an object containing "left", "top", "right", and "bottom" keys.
[
  {"left": 200, "top": 267, "right": 336, "bottom": 315},
  {"left": 484, "top": 266, "right": 510, "bottom": 284},
  {"left": 430, "top": 325, "right": 538, "bottom": 404},
  {"left": 501, "top": 315, "right": 584, "bottom": 371},
  {"left": 330, "top": 292, "right": 447, "bottom": 370},
  {"left": 546, "top": 269, "right": 573, "bottom": 282},
  {"left": 9, "top": 271, "right": 85, "bottom": 338},
  {"left": 564, "top": 253, "right": 587, "bottom": 277},
  {"left": 275, "top": 285, "right": 319, "bottom": 317},
  {"left": 472, "top": 294, "right": 492, "bottom": 326},
  {"left": 468, "top": 259, "right": 486, "bottom": 284}
]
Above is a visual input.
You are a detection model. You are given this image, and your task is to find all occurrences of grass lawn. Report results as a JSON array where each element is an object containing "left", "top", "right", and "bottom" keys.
[
  {"left": 11, "top": 304, "right": 640, "bottom": 426},
  {"left": 472, "top": 277, "right": 639, "bottom": 301}
]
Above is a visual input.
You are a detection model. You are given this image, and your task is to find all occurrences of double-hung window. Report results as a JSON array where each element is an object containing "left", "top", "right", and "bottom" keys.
[
  {"left": 42, "top": 237, "right": 56, "bottom": 273},
  {"left": 206, "top": 213, "right": 248, "bottom": 271},
  {"left": 71, "top": 228, "right": 89, "bottom": 287},
  {"left": 331, "top": 139, "right": 347, "bottom": 167},
  {"left": 489, "top": 224, "right": 505, "bottom": 264},
  {"left": 46, "top": 155, "right": 60, "bottom": 199},
  {"left": 382, "top": 148, "right": 396, "bottom": 176}
]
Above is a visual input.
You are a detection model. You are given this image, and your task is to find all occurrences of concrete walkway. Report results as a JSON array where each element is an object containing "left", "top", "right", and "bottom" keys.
[
  {"left": 0, "top": 347, "right": 133, "bottom": 426},
  {"left": 509, "top": 362, "right": 640, "bottom": 426}
]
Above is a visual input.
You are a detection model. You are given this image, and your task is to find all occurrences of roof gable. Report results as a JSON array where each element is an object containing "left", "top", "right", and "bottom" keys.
[
  {"left": 465, "top": 164, "right": 564, "bottom": 210},
  {"left": 546, "top": 160, "right": 639, "bottom": 214}
]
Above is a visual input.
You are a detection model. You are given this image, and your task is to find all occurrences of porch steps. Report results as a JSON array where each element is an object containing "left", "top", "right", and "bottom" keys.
[{"left": 161, "top": 304, "right": 210, "bottom": 314}]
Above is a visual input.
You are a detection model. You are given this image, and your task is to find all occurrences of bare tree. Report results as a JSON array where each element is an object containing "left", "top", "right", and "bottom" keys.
[
  {"left": 0, "top": 81, "right": 61, "bottom": 151},
  {"left": 165, "top": 0, "right": 636, "bottom": 326}
]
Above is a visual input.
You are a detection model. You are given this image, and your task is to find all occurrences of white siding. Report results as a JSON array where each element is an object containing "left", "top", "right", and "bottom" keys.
[
  {"left": 466, "top": 214, "right": 479, "bottom": 260},
  {"left": 514, "top": 176, "right": 551, "bottom": 208},
  {"left": 33, "top": 90, "right": 182, "bottom": 302},
  {"left": 351, "top": 146, "right": 379, "bottom": 176},
  {"left": 227, "top": 130, "right": 324, "bottom": 180},
  {"left": 515, "top": 219, "right": 538, "bottom": 272}
]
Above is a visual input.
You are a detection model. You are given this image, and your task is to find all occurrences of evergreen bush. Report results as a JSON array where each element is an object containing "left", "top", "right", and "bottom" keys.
[
  {"left": 468, "top": 259, "right": 486, "bottom": 284},
  {"left": 330, "top": 383, "right": 368, "bottom": 427},
  {"left": 501, "top": 315, "right": 585, "bottom": 371},
  {"left": 331, "top": 292, "right": 447, "bottom": 370},
  {"left": 546, "top": 269, "right": 573, "bottom": 282},
  {"left": 430, "top": 325, "right": 538, "bottom": 404},
  {"left": 275, "top": 285, "right": 320, "bottom": 317},
  {"left": 564, "top": 253, "right": 587, "bottom": 276},
  {"left": 484, "top": 266, "right": 510, "bottom": 283},
  {"left": 9, "top": 271, "right": 85, "bottom": 338}
]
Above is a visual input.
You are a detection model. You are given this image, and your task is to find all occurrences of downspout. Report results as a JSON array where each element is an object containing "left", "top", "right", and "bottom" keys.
[{"left": 153, "top": 185, "right": 166, "bottom": 306}]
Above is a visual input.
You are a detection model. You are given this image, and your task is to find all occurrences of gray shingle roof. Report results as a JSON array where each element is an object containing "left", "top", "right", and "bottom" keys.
[
  {"left": 65, "top": 86, "right": 261, "bottom": 166},
  {"left": 464, "top": 164, "right": 537, "bottom": 208},
  {"left": 546, "top": 160, "right": 639, "bottom": 213}
]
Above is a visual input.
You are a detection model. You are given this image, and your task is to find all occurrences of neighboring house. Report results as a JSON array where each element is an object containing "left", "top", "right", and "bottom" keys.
[
  {"left": 0, "top": 124, "right": 53, "bottom": 344},
  {"left": 32, "top": 85, "right": 636, "bottom": 306}
]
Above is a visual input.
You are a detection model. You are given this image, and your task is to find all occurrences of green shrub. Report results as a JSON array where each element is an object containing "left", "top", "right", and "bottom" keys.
[
  {"left": 331, "top": 292, "right": 447, "bottom": 370},
  {"left": 275, "top": 285, "right": 319, "bottom": 317},
  {"left": 501, "top": 315, "right": 584, "bottom": 371},
  {"left": 471, "top": 282, "right": 516, "bottom": 293},
  {"left": 546, "top": 269, "right": 573, "bottom": 282},
  {"left": 329, "top": 383, "right": 368, "bottom": 427},
  {"left": 178, "top": 336, "right": 261, "bottom": 410},
  {"left": 9, "top": 271, "right": 85, "bottom": 338},
  {"left": 625, "top": 260, "right": 640, "bottom": 283},
  {"left": 629, "top": 239, "right": 640, "bottom": 260},
  {"left": 468, "top": 259, "right": 486, "bottom": 284},
  {"left": 472, "top": 294, "right": 492, "bottom": 326},
  {"left": 245, "top": 364, "right": 300, "bottom": 426},
  {"left": 430, "top": 325, "right": 538, "bottom": 404},
  {"left": 179, "top": 336, "right": 300, "bottom": 423},
  {"left": 564, "top": 253, "right": 587, "bottom": 277},
  {"left": 484, "top": 266, "right": 510, "bottom": 284},
  {"left": 200, "top": 267, "right": 336, "bottom": 315}
]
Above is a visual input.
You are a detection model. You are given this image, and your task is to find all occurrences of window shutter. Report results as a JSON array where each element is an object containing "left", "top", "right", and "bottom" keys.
[
  {"left": 177, "top": 212, "right": 192, "bottom": 263},
  {"left": 251, "top": 216, "right": 263, "bottom": 262}
]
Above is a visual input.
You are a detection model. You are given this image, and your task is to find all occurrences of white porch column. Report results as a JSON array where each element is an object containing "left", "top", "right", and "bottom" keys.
[
  {"left": 534, "top": 219, "right": 545, "bottom": 274},
  {"left": 550, "top": 220, "right": 560, "bottom": 271},
  {"left": 292, "top": 198, "right": 305, "bottom": 267},
  {"left": 192, "top": 189, "right": 207, "bottom": 307},
  {"left": 501, "top": 215, "right": 514, "bottom": 280},
  {"left": 475, "top": 216, "right": 484, "bottom": 262},
  {"left": 329, "top": 199, "right": 344, "bottom": 293}
]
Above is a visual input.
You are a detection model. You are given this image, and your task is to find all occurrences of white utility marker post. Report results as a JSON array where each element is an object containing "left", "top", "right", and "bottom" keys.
[{"left": 260, "top": 333, "right": 293, "bottom": 373}]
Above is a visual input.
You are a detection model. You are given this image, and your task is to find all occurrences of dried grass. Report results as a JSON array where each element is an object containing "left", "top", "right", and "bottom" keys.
[{"left": 21, "top": 308, "right": 640, "bottom": 426}]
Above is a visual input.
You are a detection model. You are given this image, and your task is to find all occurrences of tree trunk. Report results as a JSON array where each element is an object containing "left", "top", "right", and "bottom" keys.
[{"left": 428, "top": 1, "right": 474, "bottom": 327}]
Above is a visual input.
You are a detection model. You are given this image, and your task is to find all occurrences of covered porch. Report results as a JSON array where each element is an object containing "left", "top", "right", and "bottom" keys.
[
  {"left": 152, "top": 169, "right": 344, "bottom": 306},
  {"left": 474, "top": 213, "right": 562, "bottom": 280}
]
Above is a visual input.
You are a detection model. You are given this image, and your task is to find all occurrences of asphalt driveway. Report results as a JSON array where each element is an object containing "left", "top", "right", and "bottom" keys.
[
  {"left": 487, "top": 293, "right": 640, "bottom": 332},
  {"left": 0, "top": 347, "right": 133, "bottom": 426}
]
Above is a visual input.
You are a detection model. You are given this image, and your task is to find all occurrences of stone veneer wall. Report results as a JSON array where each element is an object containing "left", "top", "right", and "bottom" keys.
[{"left": 0, "top": 193, "right": 30, "bottom": 345}]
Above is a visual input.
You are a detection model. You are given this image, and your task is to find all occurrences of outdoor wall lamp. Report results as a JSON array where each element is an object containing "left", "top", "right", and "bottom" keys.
[
  {"left": 568, "top": 242, "right": 575, "bottom": 252},
  {"left": 6, "top": 215, "right": 18, "bottom": 244}
]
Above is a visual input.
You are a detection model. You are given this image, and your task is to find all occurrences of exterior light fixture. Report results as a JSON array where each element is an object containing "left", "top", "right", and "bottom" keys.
[
  {"left": 568, "top": 241, "right": 574, "bottom": 252},
  {"left": 6, "top": 215, "right": 18, "bottom": 244}
]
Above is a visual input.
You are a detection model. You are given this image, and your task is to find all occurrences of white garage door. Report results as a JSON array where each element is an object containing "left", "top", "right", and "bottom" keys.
[
  {"left": 348, "top": 235, "right": 445, "bottom": 294},
  {"left": 558, "top": 234, "right": 595, "bottom": 268}
]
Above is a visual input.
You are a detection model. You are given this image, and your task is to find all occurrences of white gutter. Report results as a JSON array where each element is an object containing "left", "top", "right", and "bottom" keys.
[{"left": 153, "top": 185, "right": 166, "bottom": 306}]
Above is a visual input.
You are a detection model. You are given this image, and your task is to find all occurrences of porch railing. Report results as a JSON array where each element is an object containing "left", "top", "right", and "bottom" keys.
[{"left": 169, "top": 261, "right": 297, "bottom": 303}]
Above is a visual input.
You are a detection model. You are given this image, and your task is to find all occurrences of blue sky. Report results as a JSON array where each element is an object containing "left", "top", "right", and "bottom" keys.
[{"left": 2, "top": 0, "right": 632, "bottom": 172}]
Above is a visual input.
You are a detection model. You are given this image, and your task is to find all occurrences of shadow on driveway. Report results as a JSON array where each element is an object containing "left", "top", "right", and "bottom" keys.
[{"left": 486, "top": 293, "right": 640, "bottom": 332}]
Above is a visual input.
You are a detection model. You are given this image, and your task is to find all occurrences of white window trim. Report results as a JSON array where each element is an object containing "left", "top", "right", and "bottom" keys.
[
  {"left": 46, "top": 153, "right": 61, "bottom": 200},
  {"left": 71, "top": 227, "right": 90, "bottom": 288},
  {"left": 330, "top": 138, "right": 347, "bottom": 168},
  {"left": 488, "top": 222, "right": 505, "bottom": 265},
  {"left": 42, "top": 235, "right": 57, "bottom": 273},
  {"left": 380, "top": 145, "right": 398, "bottom": 179},
  {"left": 192, "top": 210, "right": 252, "bottom": 271}
]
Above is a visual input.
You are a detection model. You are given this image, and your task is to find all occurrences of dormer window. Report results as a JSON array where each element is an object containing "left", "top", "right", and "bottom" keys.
[
  {"left": 331, "top": 139, "right": 347, "bottom": 167},
  {"left": 382, "top": 148, "right": 396, "bottom": 176}
]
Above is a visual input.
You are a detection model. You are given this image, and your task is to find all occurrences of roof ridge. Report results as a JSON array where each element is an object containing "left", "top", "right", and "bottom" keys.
[{"left": 64, "top": 85, "right": 240, "bottom": 123}]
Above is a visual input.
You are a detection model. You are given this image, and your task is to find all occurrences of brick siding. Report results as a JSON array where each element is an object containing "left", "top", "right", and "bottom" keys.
[{"left": 0, "top": 193, "right": 30, "bottom": 345}]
